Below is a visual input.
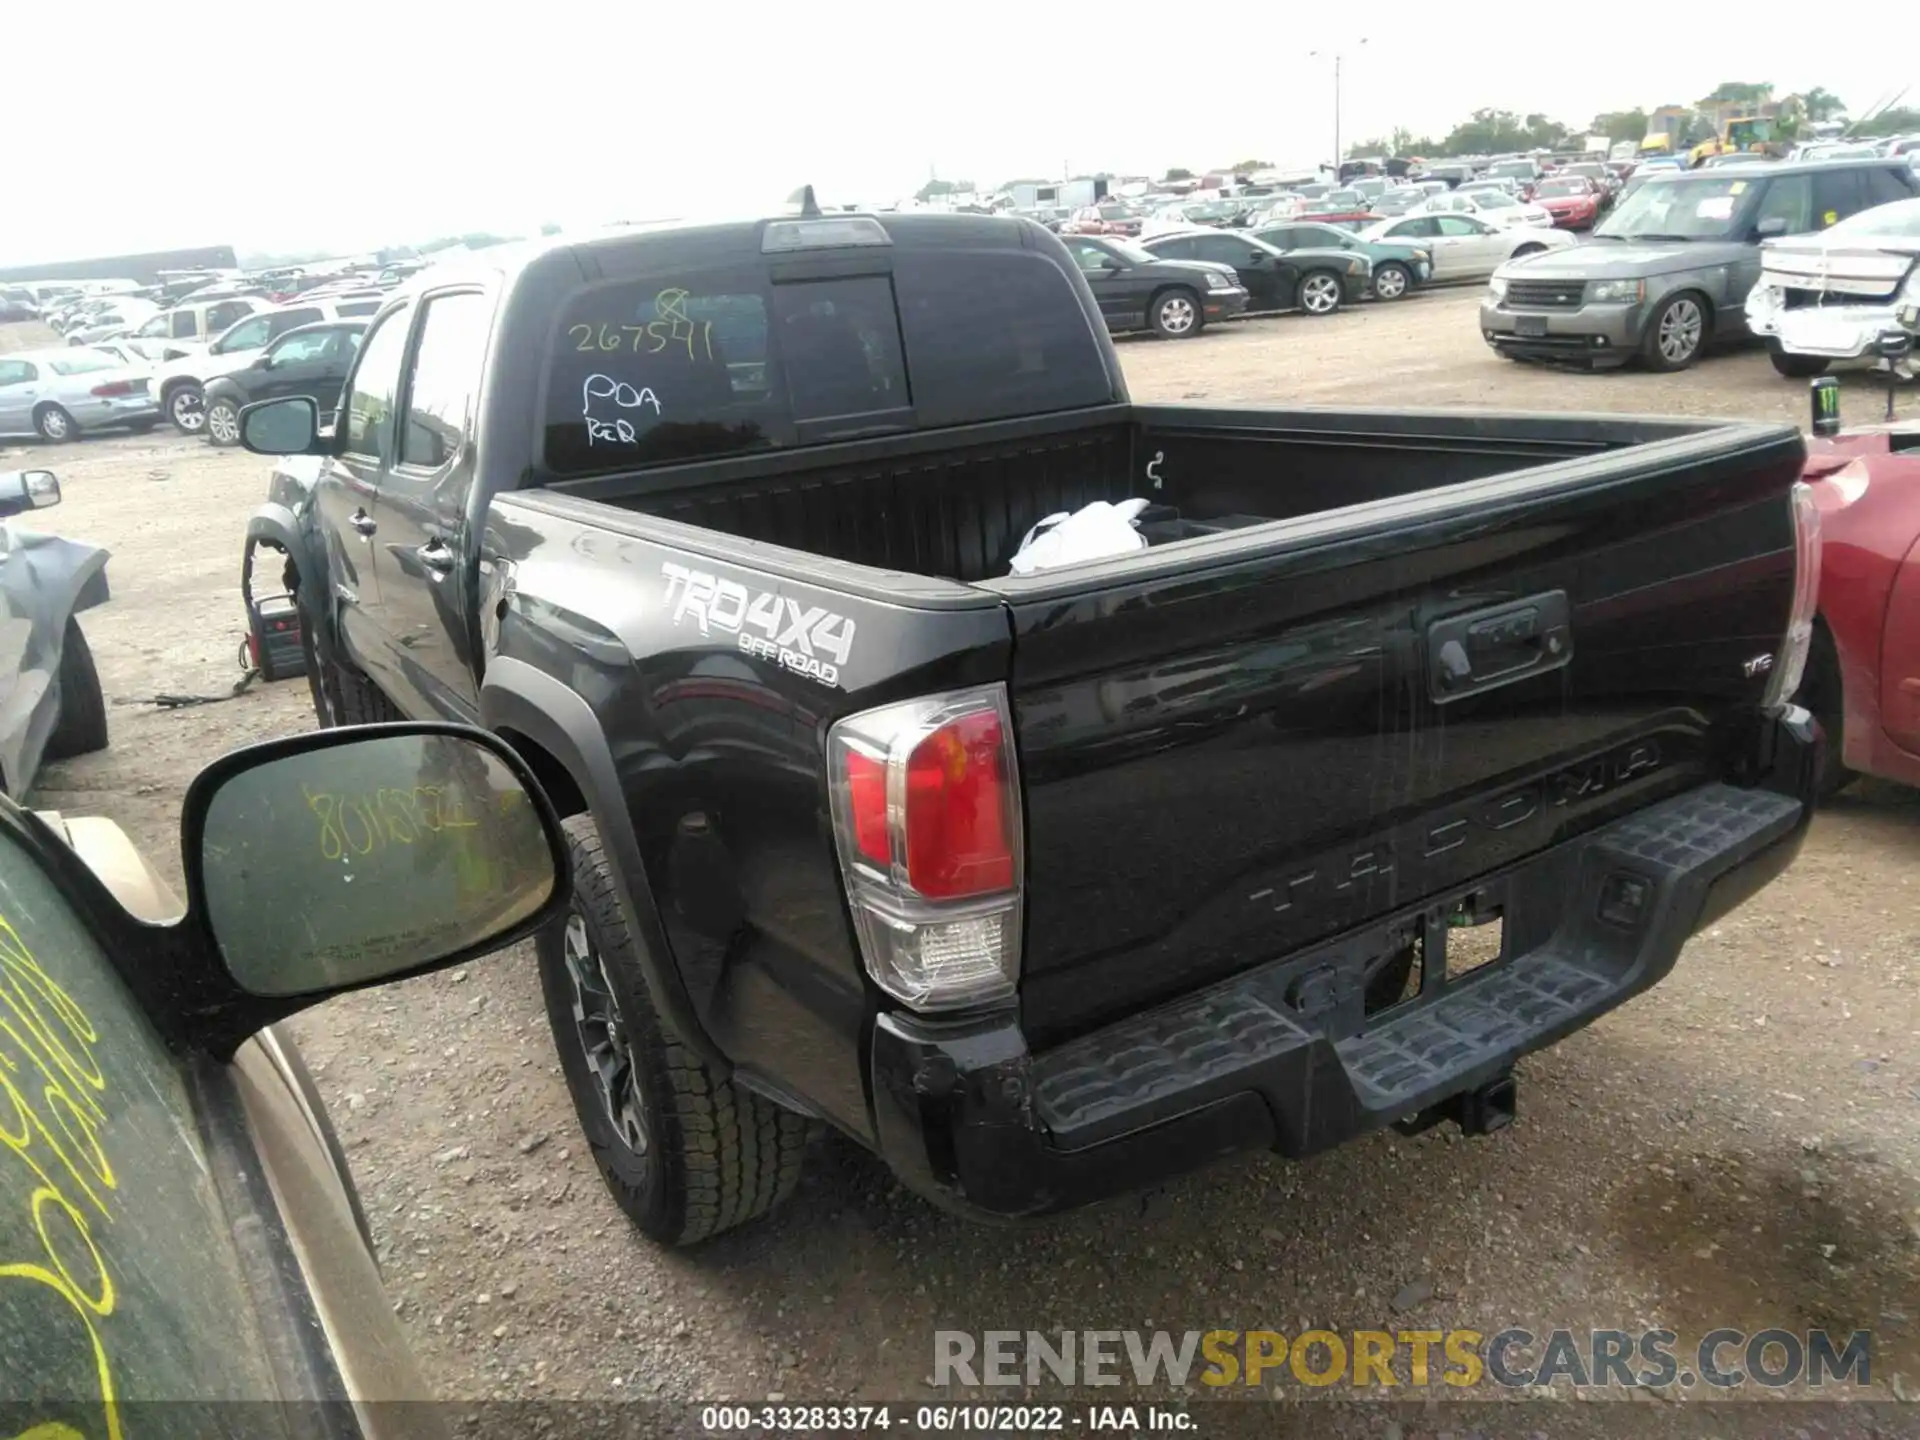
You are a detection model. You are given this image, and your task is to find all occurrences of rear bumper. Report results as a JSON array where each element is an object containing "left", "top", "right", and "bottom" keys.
[{"left": 869, "top": 709, "right": 1818, "bottom": 1221}]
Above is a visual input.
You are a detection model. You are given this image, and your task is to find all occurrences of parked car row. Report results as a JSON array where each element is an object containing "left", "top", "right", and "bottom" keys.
[{"left": 1480, "top": 156, "right": 1920, "bottom": 373}]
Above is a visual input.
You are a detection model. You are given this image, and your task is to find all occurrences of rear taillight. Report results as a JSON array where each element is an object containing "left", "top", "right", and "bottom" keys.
[
  {"left": 1764, "top": 480, "right": 1822, "bottom": 710},
  {"left": 827, "top": 684, "right": 1023, "bottom": 1011},
  {"left": 90, "top": 380, "right": 138, "bottom": 397}
]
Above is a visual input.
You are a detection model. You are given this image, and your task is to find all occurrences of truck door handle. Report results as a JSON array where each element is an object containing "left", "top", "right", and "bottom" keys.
[
  {"left": 349, "top": 510, "right": 377, "bottom": 537},
  {"left": 417, "top": 538, "right": 455, "bottom": 575}
]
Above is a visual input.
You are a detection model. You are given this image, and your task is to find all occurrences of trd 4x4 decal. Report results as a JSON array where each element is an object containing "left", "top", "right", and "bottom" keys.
[{"left": 661, "top": 562, "right": 857, "bottom": 688}]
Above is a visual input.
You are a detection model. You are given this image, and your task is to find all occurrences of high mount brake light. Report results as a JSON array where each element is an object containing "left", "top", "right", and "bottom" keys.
[
  {"left": 1763, "top": 480, "right": 1822, "bottom": 710},
  {"left": 827, "top": 684, "right": 1023, "bottom": 1011}
]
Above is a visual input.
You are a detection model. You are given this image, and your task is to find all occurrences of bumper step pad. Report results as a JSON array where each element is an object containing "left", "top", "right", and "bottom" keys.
[{"left": 1032, "top": 783, "right": 1801, "bottom": 1151}]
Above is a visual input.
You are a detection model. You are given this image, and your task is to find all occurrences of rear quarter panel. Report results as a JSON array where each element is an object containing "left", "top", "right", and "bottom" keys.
[{"left": 480, "top": 493, "right": 1012, "bottom": 1136}]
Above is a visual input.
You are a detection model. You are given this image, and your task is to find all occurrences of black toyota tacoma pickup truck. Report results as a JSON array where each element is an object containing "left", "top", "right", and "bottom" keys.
[{"left": 238, "top": 203, "right": 1822, "bottom": 1245}]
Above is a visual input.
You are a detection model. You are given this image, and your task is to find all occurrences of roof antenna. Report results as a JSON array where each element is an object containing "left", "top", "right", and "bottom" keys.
[{"left": 786, "top": 185, "right": 823, "bottom": 219}]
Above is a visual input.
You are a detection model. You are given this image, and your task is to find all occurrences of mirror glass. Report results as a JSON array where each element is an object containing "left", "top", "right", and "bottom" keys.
[
  {"left": 199, "top": 732, "right": 558, "bottom": 996},
  {"left": 24, "top": 470, "right": 59, "bottom": 508},
  {"left": 240, "top": 396, "right": 317, "bottom": 454}
]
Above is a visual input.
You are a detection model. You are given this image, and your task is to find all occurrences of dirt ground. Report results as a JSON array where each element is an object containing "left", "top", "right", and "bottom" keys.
[{"left": 6, "top": 293, "right": 1918, "bottom": 1416}]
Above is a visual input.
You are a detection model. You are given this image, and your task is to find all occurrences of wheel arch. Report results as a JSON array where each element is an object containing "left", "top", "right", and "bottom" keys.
[{"left": 481, "top": 655, "right": 727, "bottom": 1070}]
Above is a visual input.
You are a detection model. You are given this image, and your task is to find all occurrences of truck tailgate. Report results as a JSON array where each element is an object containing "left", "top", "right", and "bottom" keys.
[{"left": 992, "top": 419, "right": 1807, "bottom": 1048}]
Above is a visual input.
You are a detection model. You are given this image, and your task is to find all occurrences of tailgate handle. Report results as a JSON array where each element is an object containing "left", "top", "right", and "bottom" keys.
[{"left": 1428, "top": 591, "right": 1572, "bottom": 703}]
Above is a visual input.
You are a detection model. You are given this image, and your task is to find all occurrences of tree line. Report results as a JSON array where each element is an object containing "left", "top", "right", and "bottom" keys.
[{"left": 1344, "top": 84, "right": 1914, "bottom": 160}]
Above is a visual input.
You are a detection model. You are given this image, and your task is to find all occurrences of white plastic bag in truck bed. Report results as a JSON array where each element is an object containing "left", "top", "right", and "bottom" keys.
[{"left": 1008, "top": 498, "right": 1152, "bottom": 576}]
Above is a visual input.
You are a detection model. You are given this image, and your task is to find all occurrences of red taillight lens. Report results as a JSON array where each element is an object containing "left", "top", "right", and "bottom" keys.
[
  {"left": 826, "top": 684, "right": 1025, "bottom": 1011},
  {"left": 904, "top": 711, "right": 1014, "bottom": 899},
  {"left": 91, "top": 380, "right": 136, "bottom": 397},
  {"left": 845, "top": 748, "right": 890, "bottom": 866}
]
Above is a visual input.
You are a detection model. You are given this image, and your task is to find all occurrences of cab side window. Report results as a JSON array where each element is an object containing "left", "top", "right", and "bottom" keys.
[
  {"left": 399, "top": 292, "right": 491, "bottom": 470},
  {"left": 341, "top": 304, "right": 413, "bottom": 461},
  {"left": 169, "top": 310, "right": 199, "bottom": 339}
]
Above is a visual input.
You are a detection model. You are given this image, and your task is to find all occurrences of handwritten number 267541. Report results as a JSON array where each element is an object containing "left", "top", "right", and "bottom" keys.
[{"left": 568, "top": 321, "right": 715, "bottom": 359}]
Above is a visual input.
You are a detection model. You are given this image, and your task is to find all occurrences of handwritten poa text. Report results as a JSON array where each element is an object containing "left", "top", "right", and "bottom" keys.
[{"left": 582, "top": 374, "right": 662, "bottom": 446}]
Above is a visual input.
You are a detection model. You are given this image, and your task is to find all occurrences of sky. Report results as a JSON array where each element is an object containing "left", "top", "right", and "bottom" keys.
[{"left": 7, "top": 1, "right": 1917, "bottom": 267}]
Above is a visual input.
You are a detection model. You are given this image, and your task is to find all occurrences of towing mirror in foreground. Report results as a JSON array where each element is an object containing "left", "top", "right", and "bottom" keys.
[
  {"left": 240, "top": 395, "right": 322, "bottom": 455},
  {"left": 72, "top": 723, "right": 570, "bottom": 1058},
  {"left": 0, "top": 469, "right": 60, "bottom": 518}
]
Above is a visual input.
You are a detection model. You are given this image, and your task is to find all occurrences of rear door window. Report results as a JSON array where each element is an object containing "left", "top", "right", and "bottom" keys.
[
  {"left": 399, "top": 291, "right": 491, "bottom": 469},
  {"left": 1811, "top": 167, "right": 1866, "bottom": 227}
]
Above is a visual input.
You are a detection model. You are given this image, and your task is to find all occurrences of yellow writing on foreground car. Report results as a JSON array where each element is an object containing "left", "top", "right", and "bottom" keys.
[
  {"left": 934, "top": 1326, "right": 1875, "bottom": 1392},
  {"left": 0, "top": 722, "right": 569, "bottom": 1439}
]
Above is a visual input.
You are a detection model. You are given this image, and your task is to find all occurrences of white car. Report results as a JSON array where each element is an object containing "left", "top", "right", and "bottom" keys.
[
  {"left": 1418, "top": 188, "right": 1555, "bottom": 230},
  {"left": 1357, "top": 213, "right": 1574, "bottom": 283}
]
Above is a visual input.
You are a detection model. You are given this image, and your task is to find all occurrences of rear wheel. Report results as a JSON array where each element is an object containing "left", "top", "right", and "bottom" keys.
[
  {"left": 1298, "top": 270, "right": 1344, "bottom": 315},
  {"left": 32, "top": 404, "right": 75, "bottom": 443},
  {"left": 1149, "top": 288, "right": 1203, "bottom": 338},
  {"left": 1371, "top": 262, "right": 1412, "bottom": 301},
  {"left": 205, "top": 397, "right": 242, "bottom": 447},
  {"left": 538, "top": 815, "right": 809, "bottom": 1245},
  {"left": 1769, "top": 346, "right": 1829, "bottom": 379}
]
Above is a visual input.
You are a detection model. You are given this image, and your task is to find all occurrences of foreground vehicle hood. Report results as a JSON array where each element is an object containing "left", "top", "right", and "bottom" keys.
[{"left": 1503, "top": 237, "right": 1751, "bottom": 278}]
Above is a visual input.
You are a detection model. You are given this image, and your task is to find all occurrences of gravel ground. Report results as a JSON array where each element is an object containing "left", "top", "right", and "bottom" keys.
[{"left": 6, "top": 293, "right": 1918, "bottom": 1426}]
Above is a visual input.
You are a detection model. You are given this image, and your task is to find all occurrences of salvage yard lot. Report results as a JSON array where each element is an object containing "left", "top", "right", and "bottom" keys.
[{"left": 6, "top": 290, "right": 1919, "bottom": 1414}]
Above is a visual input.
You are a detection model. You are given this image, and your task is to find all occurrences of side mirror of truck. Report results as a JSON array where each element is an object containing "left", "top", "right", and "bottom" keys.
[
  {"left": 1755, "top": 216, "right": 1789, "bottom": 238},
  {"left": 158, "top": 723, "right": 570, "bottom": 1058},
  {"left": 0, "top": 469, "right": 60, "bottom": 519},
  {"left": 240, "top": 395, "right": 321, "bottom": 455}
]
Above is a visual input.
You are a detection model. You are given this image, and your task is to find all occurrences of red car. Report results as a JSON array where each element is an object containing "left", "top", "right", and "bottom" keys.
[
  {"left": 1060, "top": 204, "right": 1143, "bottom": 237},
  {"left": 1299, "top": 206, "right": 1381, "bottom": 228},
  {"left": 1532, "top": 175, "right": 1605, "bottom": 230},
  {"left": 1797, "top": 420, "right": 1920, "bottom": 794}
]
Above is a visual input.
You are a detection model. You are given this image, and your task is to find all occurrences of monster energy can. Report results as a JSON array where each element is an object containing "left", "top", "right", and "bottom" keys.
[{"left": 1810, "top": 375, "right": 1842, "bottom": 437}]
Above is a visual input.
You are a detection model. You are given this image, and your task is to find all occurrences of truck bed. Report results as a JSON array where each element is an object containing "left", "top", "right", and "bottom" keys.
[
  {"left": 548, "top": 404, "right": 1711, "bottom": 585},
  {"left": 534, "top": 403, "right": 1804, "bottom": 1048}
]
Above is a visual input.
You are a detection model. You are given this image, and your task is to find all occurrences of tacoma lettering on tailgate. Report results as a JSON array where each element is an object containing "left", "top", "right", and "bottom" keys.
[{"left": 661, "top": 562, "right": 857, "bottom": 688}]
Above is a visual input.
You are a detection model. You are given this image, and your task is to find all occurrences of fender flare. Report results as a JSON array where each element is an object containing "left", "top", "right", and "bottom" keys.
[
  {"left": 480, "top": 655, "right": 726, "bottom": 1070},
  {"left": 244, "top": 502, "right": 332, "bottom": 644}
]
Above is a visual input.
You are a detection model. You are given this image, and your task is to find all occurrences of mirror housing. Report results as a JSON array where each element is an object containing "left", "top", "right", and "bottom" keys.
[
  {"left": 1755, "top": 216, "right": 1789, "bottom": 238},
  {"left": 240, "top": 395, "right": 322, "bottom": 455},
  {"left": 52, "top": 723, "right": 571, "bottom": 1060},
  {"left": 0, "top": 469, "right": 60, "bottom": 519}
]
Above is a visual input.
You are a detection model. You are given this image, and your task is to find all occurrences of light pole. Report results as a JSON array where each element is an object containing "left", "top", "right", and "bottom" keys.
[{"left": 1310, "top": 39, "right": 1367, "bottom": 173}]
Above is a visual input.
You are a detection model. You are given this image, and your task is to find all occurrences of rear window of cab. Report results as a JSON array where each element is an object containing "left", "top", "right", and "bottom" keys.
[{"left": 540, "top": 247, "right": 1112, "bottom": 477}]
